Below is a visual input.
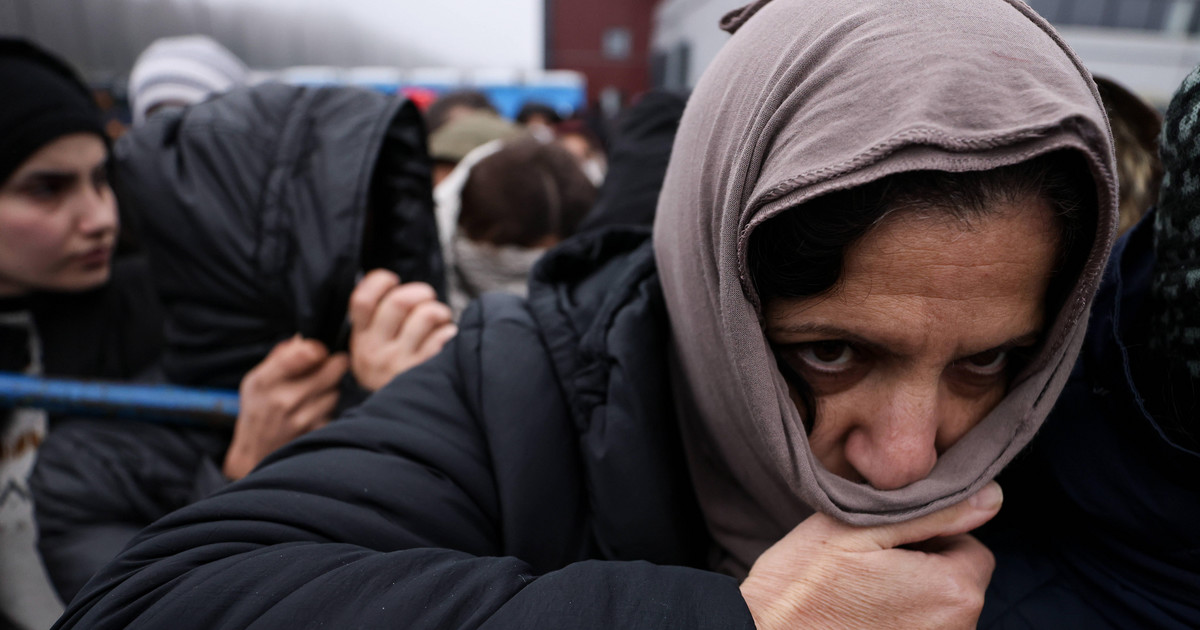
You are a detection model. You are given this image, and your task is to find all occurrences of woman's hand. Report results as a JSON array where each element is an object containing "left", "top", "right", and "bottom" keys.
[
  {"left": 223, "top": 337, "right": 349, "bottom": 480},
  {"left": 348, "top": 270, "right": 457, "bottom": 392},
  {"left": 740, "top": 482, "right": 1003, "bottom": 629}
]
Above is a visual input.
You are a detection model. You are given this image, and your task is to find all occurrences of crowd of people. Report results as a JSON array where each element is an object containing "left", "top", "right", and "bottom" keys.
[{"left": 0, "top": 0, "right": 1197, "bottom": 628}]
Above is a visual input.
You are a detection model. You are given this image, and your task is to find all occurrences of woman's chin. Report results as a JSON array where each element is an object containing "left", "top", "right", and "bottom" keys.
[{"left": 47, "top": 266, "right": 112, "bottom": 293}]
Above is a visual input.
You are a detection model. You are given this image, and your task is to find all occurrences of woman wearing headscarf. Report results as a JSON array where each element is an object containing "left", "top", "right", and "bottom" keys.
[
  {"left": 53, "top": 1, "right": 1115, "bottom": 628},
  {"left": 0, "top": 38, "right": 164, "bottom": 629}
]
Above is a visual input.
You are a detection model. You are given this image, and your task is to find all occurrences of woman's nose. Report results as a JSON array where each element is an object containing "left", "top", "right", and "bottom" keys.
[
  {"left": 76, "top": 185, "right": 117, "bottom": 236},
  {"left": 843, "top": 383, "right": 941, "bottom": 490}
]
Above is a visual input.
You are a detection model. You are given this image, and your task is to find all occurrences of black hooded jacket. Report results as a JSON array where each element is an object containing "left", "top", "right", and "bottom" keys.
[
  {"left": 576, "top": 90, "right": 686, "bottom": 233},
  {"left": 115, "top": 82, "right": 443, "bottom": 388},
  {"left": 32, "top": 83, "right": 444, "bottom": 603},
  {"left": 980, "top": 212, "right": 1200, "bottom": 629},
  {"left": 53, "top": 228, "right": 755, "bottom": 629}
]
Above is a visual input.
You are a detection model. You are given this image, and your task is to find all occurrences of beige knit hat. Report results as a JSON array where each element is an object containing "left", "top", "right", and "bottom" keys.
[{"left": 428, "top": 112, "right": 522, "bottom": 164}]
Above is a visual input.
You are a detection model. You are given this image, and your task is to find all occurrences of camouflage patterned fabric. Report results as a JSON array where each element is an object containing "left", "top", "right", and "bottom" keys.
[{"left": 1153, "top": 64, "right": 1200, "bottom": 378}]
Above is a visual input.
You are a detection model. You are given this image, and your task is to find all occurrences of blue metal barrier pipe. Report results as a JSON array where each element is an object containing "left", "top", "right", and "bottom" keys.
[{"left": 0, "top": 373, "right": 239, "bottom": 429}]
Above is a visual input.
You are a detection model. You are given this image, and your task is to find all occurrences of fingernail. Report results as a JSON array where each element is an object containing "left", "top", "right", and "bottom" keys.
[{"left": 968, "top": 482, "right": 1003, "bottom": 510}]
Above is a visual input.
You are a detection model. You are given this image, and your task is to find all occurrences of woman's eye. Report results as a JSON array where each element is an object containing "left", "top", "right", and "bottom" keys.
[
  {"left": 91, "top": 166, "right": 110, "bottom": 191},
  {"left": 798, "top": 341, "right": 855, "bottom": 371},
  {"left": 958, "top": 348, "right": 1008, "bottom": 376},
  {"left": 20, "top": 177, "right": 72, "bottom": 201}
]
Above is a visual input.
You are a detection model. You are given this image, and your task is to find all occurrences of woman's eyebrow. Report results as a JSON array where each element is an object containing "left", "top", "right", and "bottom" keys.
[
  {"left": 765, "top": 322, "right": 891, "bottom": 354},
  {"left": 766, "top": 322, "right": 857, "bottom": 337},
  {"left": 992, "top": 331, "right": 1041, "bottom": 350},
  {"left": 768, "top": 323, "right": 1044, "bottom": 356},
  {"left": 13, "top": 169, "right": 78, "bottom": 182},
  {"left": 1, "top": 171, "right": 74, "bottom": 193},
  {"left": 952, "top": 330, "right": 1044, "bottom": 360}
]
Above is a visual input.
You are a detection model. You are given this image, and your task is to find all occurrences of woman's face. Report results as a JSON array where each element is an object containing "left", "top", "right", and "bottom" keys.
[
  {"left": 0, "top": 133, "right": 117, "bottom": 296},
  {"left": 765, "top": 198, "right": 1060, "bottom": 490}
]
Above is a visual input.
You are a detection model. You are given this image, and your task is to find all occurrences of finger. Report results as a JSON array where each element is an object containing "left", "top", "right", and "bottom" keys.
[
  {"left": 292, "top": 388, "right": 341, "bottom": 433},
  {"left": 305, "top": 352, "right": 350, "bottom": 392},
  {"left": 415, "top": 323, "right": 458, "bottom": 360},
  {"left": 838, "top": 482, "right": 1003, "bottom": 552},
  {"left": 279, "top": 352, "right": 349, "bottom": 411},
  {"left": 396, "top": 301, "right": 455, "bottom": 355},
  {"left": 368, "top": 283, "right": 440, "bottom": 341},
  {"left": 245, "top": 337, "right": 330, "bottom": 388},
  {"left": 927, "top": 534, "right": 996, "bottom": 589},
  {"left": 348, "top": 269, "right": 402, "bottom": 330}
]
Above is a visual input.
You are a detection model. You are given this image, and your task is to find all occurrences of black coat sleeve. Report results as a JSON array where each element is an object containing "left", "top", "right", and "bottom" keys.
[
  {"left": 53, "top": 300, "right": 753, "bottom": 629},
  {"left": 30, "top": 419, "right": 228, "bottom": 603}
]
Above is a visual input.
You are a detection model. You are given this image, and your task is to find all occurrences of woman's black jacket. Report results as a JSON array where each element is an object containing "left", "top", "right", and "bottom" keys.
[
  {"left": 32, "top": 83, "right": 444, "bottom": 604},
  {"left": 54, "top": 228, "right": 755, "bottom": 629}
]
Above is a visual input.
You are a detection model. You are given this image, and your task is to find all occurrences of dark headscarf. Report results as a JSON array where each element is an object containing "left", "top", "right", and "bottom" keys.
[{"left": 0, "top": 39, "right": 106, "bottom": 186}]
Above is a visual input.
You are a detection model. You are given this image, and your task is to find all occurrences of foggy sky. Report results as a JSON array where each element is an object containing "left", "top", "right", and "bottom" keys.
[{"left": 0, "top": 0, "right": 544, "bottom": 79}]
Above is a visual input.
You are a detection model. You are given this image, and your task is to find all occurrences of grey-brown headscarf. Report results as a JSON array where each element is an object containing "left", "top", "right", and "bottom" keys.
[{"left": 653, "top": 0, "right": 1118, "bottom": 577}]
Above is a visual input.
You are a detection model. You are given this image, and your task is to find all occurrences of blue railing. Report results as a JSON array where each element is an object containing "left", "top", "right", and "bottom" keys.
[{"left": 0, "top": 373, "right": 239, "bottom": 429}]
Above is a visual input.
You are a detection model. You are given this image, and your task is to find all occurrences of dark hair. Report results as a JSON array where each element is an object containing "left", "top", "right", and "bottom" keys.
[
  {"left": 748, "top": 150, "right": 1097, "bottom": 424},
  {"left": 458, "top": 137, "right": 597, "bottom": 247},
  {"left": 516, "top": 102, "right": 563, "bottom": 126},
  {"left": 424, "top": 90, "right": 498, "bottom": 133},
  {"left": 1094, "top": 77, "right": 1162, "bottom": 235},
  {"left": 555, "top": 118, "right": 604, "bottom": 152}
]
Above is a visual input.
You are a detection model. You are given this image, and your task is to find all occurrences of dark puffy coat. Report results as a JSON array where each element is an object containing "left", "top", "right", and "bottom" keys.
[
  {"left": 54, "top": 228, "right": 755, "bottom": 629},
  {"left": 31, "top": 415, "right": 228, "bottom": 604},
  {"left": 11, "top": 254, "right": 166, "bottom": 598},
  {"left": 115, "top": 82, "right": 444, "bottom": 388},
  {"left": 33, "top": 83, "right": 444, "bottom": 603},
  {"left": 980, "top": 211, "right": 1200, "bottom": 628}
]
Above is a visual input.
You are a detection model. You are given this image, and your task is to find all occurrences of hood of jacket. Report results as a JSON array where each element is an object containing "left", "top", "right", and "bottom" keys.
[
  {"left": 115, "top": 83, "right": 443, "bottom": 388},
  {"left": 653, "top": 0, "right": 1118, "bottom": 575}
]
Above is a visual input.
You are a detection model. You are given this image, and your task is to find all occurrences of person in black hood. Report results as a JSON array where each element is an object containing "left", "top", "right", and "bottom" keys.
[
  {"left": 979, "top": 62, "right": 1200, "bottom": 630},
  {"left": 0, "top": 38, "right": 164, "bottom": 629},
  {"left": 576, "top": 89, "right": 687, "bottom": 234},
  {"left": 30, "top": 80, "right": 453, "bottom": 603}
]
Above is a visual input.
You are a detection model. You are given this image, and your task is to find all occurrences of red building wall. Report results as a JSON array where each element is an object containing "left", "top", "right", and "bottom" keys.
[{"left": 545, "top": 0, "right": 662, "bottom": 110}]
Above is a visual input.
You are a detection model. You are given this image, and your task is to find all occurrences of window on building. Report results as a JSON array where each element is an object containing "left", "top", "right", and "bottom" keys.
[
  {"left": 1065, "top": 0, "right": 1108, "bottom": 26},
  {"left": 675, "top": 42, "right": 690, "bottom": 90},
  {"left": 1111, "top": 0, "right": 1173, "bottom": 29},
  {"left": 1032, "top": 0, "right": 1178, "bottom": 30},
  {"left": 602, "top": 27, "right": 632, "bottom": 61},
  {"left": 660, "top": 42, "right": 690, "bottom": 91},
  {"left": 1026, "top": 0, "right": 1067, "bottom": 22},
  {"left": 651, "top": 51, "right": 669, "bottom": 89}
]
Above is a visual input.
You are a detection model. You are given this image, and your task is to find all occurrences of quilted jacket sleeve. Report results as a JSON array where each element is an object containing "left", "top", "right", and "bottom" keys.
[
  {"left": 53, "top": 298, "right": 754, "bottom": 630},
  {"left": 30, "top": 419, "right": 228, "bottom": 603}
]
